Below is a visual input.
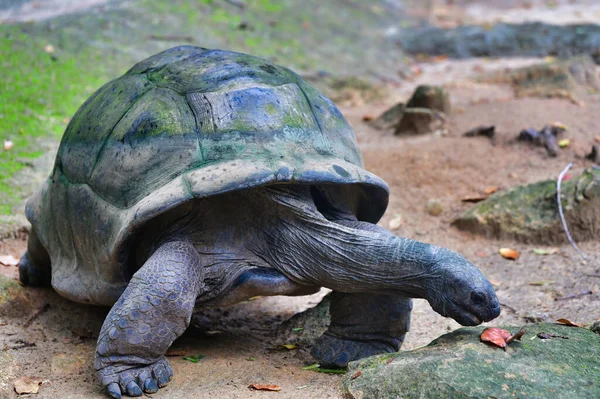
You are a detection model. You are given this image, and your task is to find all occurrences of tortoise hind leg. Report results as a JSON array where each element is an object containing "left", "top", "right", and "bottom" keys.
[
  {"left": 19, "top": 228, "right": 51, "bottom": 287},
  {"left": 311, "top": 292, "right": 412, "bottom": 368}
]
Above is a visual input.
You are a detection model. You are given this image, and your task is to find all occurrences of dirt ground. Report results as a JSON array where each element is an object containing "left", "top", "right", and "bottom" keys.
[
  {"left": 1, "top": 1, "right": 600, "bottom": 399},
  {"left": 2, "top": 56, "right": 599, "bottom": 399}
]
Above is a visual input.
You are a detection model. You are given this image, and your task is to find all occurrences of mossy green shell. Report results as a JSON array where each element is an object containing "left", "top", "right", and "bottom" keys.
[{"left": 25, "top": 46, "right": 389, "bottom": 305}]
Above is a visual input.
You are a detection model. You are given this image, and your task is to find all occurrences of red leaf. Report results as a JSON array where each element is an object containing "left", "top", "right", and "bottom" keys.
[
  {"left": 480, "top": 327, "right": 512, "bottom": 349},
  {"left": 481, "top": 327, "right": 527, "bottom": 350}
]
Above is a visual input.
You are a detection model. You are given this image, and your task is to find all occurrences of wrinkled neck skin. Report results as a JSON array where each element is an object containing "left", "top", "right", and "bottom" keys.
[{"left": 137, "top": 184, "right": 500, "bottom": 325}]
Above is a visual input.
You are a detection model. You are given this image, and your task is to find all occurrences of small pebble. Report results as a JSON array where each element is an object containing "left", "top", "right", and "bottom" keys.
[{"left": 426, "top": 199, "right": 443, "bottom": 216}]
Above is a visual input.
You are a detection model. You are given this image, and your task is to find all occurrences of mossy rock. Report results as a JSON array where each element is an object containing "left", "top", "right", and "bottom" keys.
[
  {"left": 343, "top": 323, "right": 600, "bottom": 399},
  {"left": 369, "top": 102, "right": 405, "bottom": 131},
  {"left": 276, "top": 294, "right": 331, "bottom": 346},
  {"left": 405, "top": 85, "right": 451, "bottom": 114},
  {"left": 479, "top": 56, "right": 600, "bottom": 99},
  {"left": 395, "top": 108, "right": 445, "bottom": 136},
  {"left": 452, "top": 168, "right": 600, "bottom": 244}
]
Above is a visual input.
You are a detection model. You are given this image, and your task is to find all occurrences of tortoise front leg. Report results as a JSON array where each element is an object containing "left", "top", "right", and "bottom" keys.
[{"left": 94, "top": 241, "right": 204, "bottom": 398}]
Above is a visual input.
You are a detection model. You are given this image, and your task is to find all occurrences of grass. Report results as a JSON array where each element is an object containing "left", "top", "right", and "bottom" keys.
[
  {"left": 0, "top": 27, "right": 113, "bottom": 214},
  {"left": 0, "top": 0, "right": 407, "bottom": 217}
]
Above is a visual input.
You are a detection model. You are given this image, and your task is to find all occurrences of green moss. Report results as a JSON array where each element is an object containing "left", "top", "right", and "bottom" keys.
[
  {"left": 0, "top": 29, "right": 111, "bottom": 214},
  {"left": 345, "top": 323, "right": 600, "bottom": 399},
  {"left": 0, "top": 275, "right": 23, "bottom": 306}
]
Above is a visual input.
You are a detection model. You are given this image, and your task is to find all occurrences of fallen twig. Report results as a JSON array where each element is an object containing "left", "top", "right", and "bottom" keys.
[
  {"left": 10, "top": 339, "right": 36, "bottom": 350},
  {"left": 555, "top": 290, "right": 593, "bottom": 301},
  {"left": 556, "top": 163, "right": 587, "bottom": 262},
  {"left": 499, "top": 302, "right": 518, "bottom": 313},
  {"left": 23, "top": 304, "right": 50, "bottom": 328}
]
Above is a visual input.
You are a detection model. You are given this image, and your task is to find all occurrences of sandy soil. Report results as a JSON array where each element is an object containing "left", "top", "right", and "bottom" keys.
[
  {"left": 1, "top": 55, "right": 599, "bottom": 399},
  {"left": 1, "top": 1, "right": 599, "bottom": 398}
]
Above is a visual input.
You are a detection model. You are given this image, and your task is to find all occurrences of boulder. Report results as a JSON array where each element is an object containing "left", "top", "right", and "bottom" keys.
[
  {"left": 371, "top": 85, "right": 450, "bottom": 135},
  {"left": 395, "top": 108, "right": 446, "bottom": 136},
  {"left": 343, "top": 323, "right": 600, "bottom": 399},
  {"left": 276, "top": 294, "right": 331, "bottom": 346},
  {"left": 369, "top": 102, "right": 405, "bottom": 131},
  {"left": 452, "top": 167, "right": 600, "bottom": 244},
  {"left": 405, "top": 84, "right": 451, "bottom": 114},
  {"left": 479, "top": 56, "right": 599, "bottom": 101}
]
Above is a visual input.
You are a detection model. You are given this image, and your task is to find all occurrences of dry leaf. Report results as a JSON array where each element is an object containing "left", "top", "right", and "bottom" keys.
[
  {"left": 558, "top": 138, "right": 570, "bottom": 148},
  {"left": 351, "top": 371, "right": 362, "bottom": 380},
  {"left": 484, "top": 186, "right": 499, "bottom": 195},
  {"left": 481, "top": 327, "right": 526, "bottom": 350},
  {"left": 249, "top": 384, "right": 281, "bottom": 391},
  {"left": 480, "top": 327, "right": 512, "bottom": 349},
  {"left": 43, "top": 44, "right": 55, "bottom": 53},
  {"left": 506, "top": 327, "right": 526, "bottom": 344},
  {"left": 0, "top": 255, "right": 19, "bottom": 266},
  {"left": 279, "top": 344, "right": 298, "bottom": 350},
  {"left": 595, "top": 136, "right": 600, "bottom": 143},
  {"left": 362, "top": 115, "right": 374, "bottom": 122},
  {"left": 499, "top": 248, "right": 520, "bottom": 260},
  {"left": 461, "top": 195, "right": 488, "bottom": 203},
  {"left": 489, "top": 279, "right": 502, "bottom": 287},
  {"left": 551, "top": 121, "right": 567, "bottom": 130},
  {"left": 165, "top": 348, "right": 187, "bottom": 357},
  {"left": 556, "top": 318, "right": 583, "bottom": 327},
  {"left": 388, "top": 216, "right": 403, "bottom": 230},
  {"left": 4, "top": 139, "right": 14, "bottom": 151},
  {"left": 14, "top": 376, "right": 42, "bottom": 395}
]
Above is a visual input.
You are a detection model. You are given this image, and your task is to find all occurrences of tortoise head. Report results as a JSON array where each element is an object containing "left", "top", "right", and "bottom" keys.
[{"left": 423, "top": 248, "right": 501, "bottom": 326}]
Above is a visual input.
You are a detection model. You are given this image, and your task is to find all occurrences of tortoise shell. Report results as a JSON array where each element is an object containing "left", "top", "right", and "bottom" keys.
[{"left": 26, "top": 46, "right": 389, "bottom": 305}]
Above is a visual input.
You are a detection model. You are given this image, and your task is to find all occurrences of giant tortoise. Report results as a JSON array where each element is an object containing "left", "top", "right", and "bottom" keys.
[{"left": 19, "top": 46, "right": 500, "bottom": 398}]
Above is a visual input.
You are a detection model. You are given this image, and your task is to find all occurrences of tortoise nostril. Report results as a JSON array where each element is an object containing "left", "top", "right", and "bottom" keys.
[{"left": 471, "top": 291, "right": 486, "bottom": 305}]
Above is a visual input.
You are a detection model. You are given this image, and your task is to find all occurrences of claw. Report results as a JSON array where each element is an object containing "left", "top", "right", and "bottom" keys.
[
  {"left": 143, "top": 378, "right": 159, "bottom": 394},
  {"left": 154, "top": 364, "right": 170, "bottom": 388},
  {"left": 106, "top": 382, "right": 122, "bottom": 399},
  {"left": 125, "top": 380, "right": 143, "bottom": 397}
]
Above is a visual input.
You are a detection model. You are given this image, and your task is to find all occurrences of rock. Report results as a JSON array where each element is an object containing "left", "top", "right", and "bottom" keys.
[
  {"left": 452, "top": 167, "right": 600, "bottom": 244},
  {"left": 276, "top": 294, "right": 331, "bottom": 347},
  {"left": 369, "top": 103, "right": 405, "bottom": 131},
  {"left": 587, "top": 144, "right": 600, "bottom": 164},
  {"left": 592, "top": 321, "right": 600, "bottom": 335},
  {"left": 395, "top": 108, "right": 446, "bottom": 136},
  {"left": 397, "top": 22, "right": 600, "bottom": 61},
  {"left": 479, "top": 56, "right": 599, "bottom": 101},
  {"left": 405, "top": 85, "right": 451, "bottom": 114},
  {"left": 343, "top": 323, "right": 600, "bottom": 399},
  {"left": 426, "top": 199, "right": 444, "bottom": 217},
  {"left": 372, "top": 85, "right": 449, "bottom": 135}
]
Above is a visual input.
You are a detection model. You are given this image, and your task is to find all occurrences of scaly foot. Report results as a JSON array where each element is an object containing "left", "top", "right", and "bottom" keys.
[{"left": 95, "top": 355, "right": 173, "bottom": 398}]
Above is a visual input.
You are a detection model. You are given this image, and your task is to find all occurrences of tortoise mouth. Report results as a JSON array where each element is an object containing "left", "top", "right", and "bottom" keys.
[{"left": 442, "top": 301, "right": 500, "bottom": 326}]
